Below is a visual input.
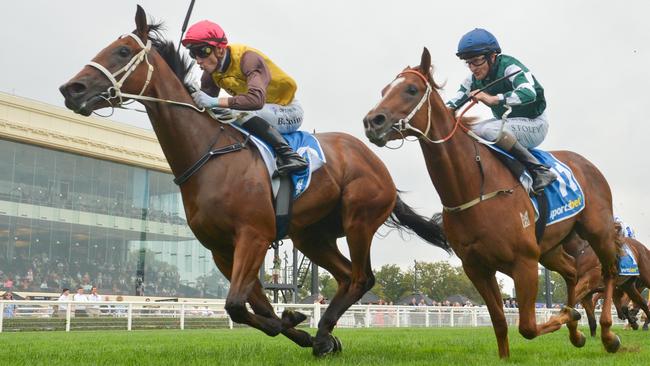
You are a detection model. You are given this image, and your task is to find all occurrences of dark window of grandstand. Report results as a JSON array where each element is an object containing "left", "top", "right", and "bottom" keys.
[
  {"left": 13, "top": 143, "right": 36, "bottom": 204},
  {"left": 0, "top": 139, "right": 223, "bottom": 298},
  {"left": 0, "top": 141, "right": 15, "bottom": 201},
  {"left": 34, "top": 148, "right": 55, "bottom": 204}
]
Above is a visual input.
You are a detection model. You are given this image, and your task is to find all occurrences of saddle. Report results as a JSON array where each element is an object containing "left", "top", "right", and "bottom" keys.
[{"left": 486, "top": 146, "right": 586, "bottom": 244}]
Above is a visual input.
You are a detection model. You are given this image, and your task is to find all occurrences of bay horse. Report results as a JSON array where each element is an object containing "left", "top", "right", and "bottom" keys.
[
  {"left": 363, "top": 47, "right": 622, "bottom": 358},
  {"left": 59, "top": 7, "right": 450, "bottom": 356},
  {"left": 564, "top": 232, "right": 650, "bottom": 335}
]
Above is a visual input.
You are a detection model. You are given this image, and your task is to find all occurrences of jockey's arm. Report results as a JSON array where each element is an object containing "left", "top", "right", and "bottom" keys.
[
  {"left": 226, "top": 51, "right": 271, "bottom": 110},
  {"left": 200, "top": 70, "right": 221, "bottom": 97},
  {"left": 445, "top": 75, "right": 473, "bottom": 110},
  {"left": 499, "top": 65, "right": 537, "bottom": 106}
]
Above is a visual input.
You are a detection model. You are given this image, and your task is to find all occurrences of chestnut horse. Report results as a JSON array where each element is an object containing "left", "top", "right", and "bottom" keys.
[
  {"left": 59, "top": 7, "right": 450, "bottom": 356},
  {"left": 363, "top": 48, "right": 622, "bottom": 358},
  {"left": 564, "top": 233, "right": 650, "bottom": 335}
]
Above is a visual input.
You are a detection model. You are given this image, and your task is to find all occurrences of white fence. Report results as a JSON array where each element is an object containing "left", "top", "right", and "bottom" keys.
[{"left": 0, "top": 300, "right": 627, "bottom": 333}]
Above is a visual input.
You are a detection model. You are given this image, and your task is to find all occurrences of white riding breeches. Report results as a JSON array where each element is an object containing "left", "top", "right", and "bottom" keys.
[
  {"left": 470, "top": 111, "right": 549, "bottom": 148},
  {"left": 238, "top": 99, "right": 304, "bottom": 134}
]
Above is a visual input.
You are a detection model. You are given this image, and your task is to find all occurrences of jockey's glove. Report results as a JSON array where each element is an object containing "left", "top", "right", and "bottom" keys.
[{"left": 191, "top": 90, "right": 220, "bottom": 109}]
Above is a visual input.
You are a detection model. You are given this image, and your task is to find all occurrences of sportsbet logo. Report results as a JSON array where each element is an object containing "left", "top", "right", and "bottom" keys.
[{"left": 549, "top": 196, "right": 582, "bottom": 221}]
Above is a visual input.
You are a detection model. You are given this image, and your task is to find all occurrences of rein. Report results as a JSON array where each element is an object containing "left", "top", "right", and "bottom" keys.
[{"left": 86, "top": 33, "right": 204, "bottom": 114}]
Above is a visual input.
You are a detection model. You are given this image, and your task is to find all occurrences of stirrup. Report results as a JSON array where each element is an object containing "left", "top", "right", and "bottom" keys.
[
  {"left": 277, "top": 160, "right": 308, "bottom": 175},
  {"left": 531, "top": 170, "right": 557, "bottom": 194}
]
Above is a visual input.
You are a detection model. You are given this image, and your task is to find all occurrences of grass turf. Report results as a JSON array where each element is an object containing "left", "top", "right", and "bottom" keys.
[{"left": 2, "top": 326, "right": 650, "bottom": 365}]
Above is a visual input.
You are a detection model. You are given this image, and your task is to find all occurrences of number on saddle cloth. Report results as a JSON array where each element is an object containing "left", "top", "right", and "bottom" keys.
[{"left": 484, "top": 145, "right": 586, "bottom": 239}]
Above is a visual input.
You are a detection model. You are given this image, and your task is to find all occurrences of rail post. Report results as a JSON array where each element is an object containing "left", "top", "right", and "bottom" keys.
[
  {"left": 66, "top": 304, "right": 72, "bottom": 332},
  {"left": 127, "top": 303, "right": 133, "bottom": 331},
  {"left": 425, "top": 306, "right": 430, "bottom": 327},
  {"left": 180, "top": 303, "right": 185, "bottom": 330},
  {"left": 365, "top": 305, "right": 371, "bottom": 328},
  {"left": 0, "top": 302, "right": 4, "bottom": 333}
]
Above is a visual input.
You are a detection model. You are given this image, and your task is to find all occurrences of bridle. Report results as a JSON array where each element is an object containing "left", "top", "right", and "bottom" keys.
[
  {"left": 389, "top": 68, "right": 511, "bottom": 147},
  {"left": 389, "top": 69, "right": 462, "bottom": 145},
  {"left": 86, "top": 33, "right": 204, "bottom": 115}
]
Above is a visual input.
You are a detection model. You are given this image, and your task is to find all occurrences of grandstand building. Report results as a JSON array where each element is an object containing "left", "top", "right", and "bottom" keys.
[{"left": 0, "top": 92, "right": 227, "bottom": 298}]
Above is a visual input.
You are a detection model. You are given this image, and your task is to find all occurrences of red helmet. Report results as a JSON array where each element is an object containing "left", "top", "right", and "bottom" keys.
[{"left": 182, "top": 20, "right": 228, "bottom": 48}]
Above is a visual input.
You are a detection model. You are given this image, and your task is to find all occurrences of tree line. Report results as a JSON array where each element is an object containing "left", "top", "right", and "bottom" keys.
[{"left": 317, "top": 262, "right": 497, "bottom": 305}]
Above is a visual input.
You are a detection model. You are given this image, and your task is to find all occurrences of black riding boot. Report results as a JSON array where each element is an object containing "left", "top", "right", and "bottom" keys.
[
  {"left": 508, "top": 142, "right": 557, "bottom": 194},
  {"left": 242, "top": 116, "right": 308, "bottom": 176}
]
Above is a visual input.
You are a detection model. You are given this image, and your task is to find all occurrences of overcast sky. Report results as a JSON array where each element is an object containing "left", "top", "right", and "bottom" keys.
[{"left": 2, "top": 1, "right": 649, "bottom": 294}]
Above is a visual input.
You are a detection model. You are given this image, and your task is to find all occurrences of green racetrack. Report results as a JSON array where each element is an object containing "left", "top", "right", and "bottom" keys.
[{"left": 3, "top": 326, "right": 650, "bottom": 366}]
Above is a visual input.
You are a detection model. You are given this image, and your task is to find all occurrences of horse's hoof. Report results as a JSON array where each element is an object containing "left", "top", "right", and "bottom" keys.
[
  {"left": 631, "top": 321, "right": 639, "bottom": 330},
  {"left": 564, "top": 306, "right": 582, "bottom": 321},
  {"left": 312, "top": 336, "right": 335, "bottom": 357},
  {"left": 281, "top": 309, "right": 307, "bottom": 329},
  {"left": 604, "top": 335, "right": 621, "bottom": 353},
  {"left": 643, "top": 325, "right": 649, "bottom": 331},
  {"left": 571, "top": 331, "right": 586, "bottom": 348},
  {"left": 331, "top": 335, "right": 343, "bottom": 353}
]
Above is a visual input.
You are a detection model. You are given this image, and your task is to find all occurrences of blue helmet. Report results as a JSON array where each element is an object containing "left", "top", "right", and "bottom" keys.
[{"left": 456, "top": 28, "right": 501, "bottom": 59}]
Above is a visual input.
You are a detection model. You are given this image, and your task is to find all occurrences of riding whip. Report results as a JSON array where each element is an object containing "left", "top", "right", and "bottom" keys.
[
  {"left": 177, "top": 0, "right": 197, "bottom": 54},
  {"left": 455, "top": 69, "right": 522, "bottom": 109}
]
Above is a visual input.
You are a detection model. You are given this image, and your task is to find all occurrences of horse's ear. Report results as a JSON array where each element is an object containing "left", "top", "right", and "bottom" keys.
[
  {"left": 419, "top": 47, "right": 432, "bottom": 75},
  {"left": 135, "top": 5, "right": 149, "bottom": 40}
]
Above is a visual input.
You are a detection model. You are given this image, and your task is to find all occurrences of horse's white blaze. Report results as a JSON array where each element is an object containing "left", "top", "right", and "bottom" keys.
[{"left": 373, "top": 77, "right": 405, "bottom": 109}]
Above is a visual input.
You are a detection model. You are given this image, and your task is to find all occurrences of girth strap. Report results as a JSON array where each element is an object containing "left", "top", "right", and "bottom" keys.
[
  {"left": 443, "top": 189, "right": 514, "bottom": 213},
  {"left": 173, "top": 135, "right": 250, "bottom": 186}
]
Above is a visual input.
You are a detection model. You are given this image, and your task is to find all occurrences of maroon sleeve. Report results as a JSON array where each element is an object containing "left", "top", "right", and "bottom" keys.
[
  {"left": 200, "top": 71, "right": 221, "bottom": 97},
  {"left": 227, "top": 51, "right": 271, "bottom": 110}
]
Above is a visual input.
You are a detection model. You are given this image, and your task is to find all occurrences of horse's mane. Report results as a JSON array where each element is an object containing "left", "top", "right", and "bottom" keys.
[
  {"left": 411, "top": 65, "right": 479, "bottom": 125},
  {"left": 146, "top": 22, "right": 194, "bottom": 92}
]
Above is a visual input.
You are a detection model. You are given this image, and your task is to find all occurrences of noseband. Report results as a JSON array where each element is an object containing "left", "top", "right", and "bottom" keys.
[
  {"left": 390, "top": 69, "right": 463, "bottom": 144},
  {"left": 86, "top": 33, "right": 203, "bottom": 114},
  {"left": 392, "top": 70, "right": 433, "bottom": 138},
  {"left": 87, "top": 33, "right": 154, "bottom": 106}
]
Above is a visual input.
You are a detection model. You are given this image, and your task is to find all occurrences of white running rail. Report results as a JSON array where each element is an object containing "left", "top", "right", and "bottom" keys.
[{"left": 0, "top": 300, "right": 628, "bottom": 332}]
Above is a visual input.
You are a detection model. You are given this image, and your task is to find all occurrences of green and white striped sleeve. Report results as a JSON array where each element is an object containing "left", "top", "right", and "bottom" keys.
[
  {"left": 498, "top": 64, "right": 537, "bottom": 106},
  {"left": 446, "top": 75, "right": 473, "bottom": 110}
]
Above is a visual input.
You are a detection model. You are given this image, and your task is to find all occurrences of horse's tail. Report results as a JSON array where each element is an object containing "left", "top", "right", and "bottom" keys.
[{"left": 385, "top": 194, "right": 452, "bottom": 254}]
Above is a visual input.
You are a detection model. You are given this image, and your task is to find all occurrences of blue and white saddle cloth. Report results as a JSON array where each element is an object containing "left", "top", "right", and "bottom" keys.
[
  {"left": 618, "top": 243, "right": 639, "bottom": 276},
  {"left": 486, "top": 145, "right": 585, "bottom": 226},
  {"left": 231, "top": 125, "right": 326, "bottom": 198}
]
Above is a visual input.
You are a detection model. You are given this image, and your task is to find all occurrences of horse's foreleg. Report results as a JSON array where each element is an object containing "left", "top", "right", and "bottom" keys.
[
  {"left": 211, "top": 247, "right": 312, "bottom": 345},
  {"left": 211, "top": 235, "right": 284, "bottom": 337},
  {"left": 599, "top": 275, "right": 621, "bottom": 352},
  {"left": 622, "top": 281, "right": 649, "bottom": 331},
  {"left": 246, "top": 281, "right": 314, "bottom": 347},
  {"left": 581, "top": 296, "right": 598, "bottom": 337},
  {"left": 463, "top": 265, "right": 509, "bottom": 358},
  {"left": 292, "top": 234, "right": 355, "bottom": 357},
  {"left": 541, "top": 246, "right": 585, "bottom": 347},
  {"left": 513, "top": 258, "right": 580, "bottom": 339}
]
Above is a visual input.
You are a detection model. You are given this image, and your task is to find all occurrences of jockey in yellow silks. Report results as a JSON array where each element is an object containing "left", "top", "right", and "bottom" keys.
[{"left": 182, "top": 20, "right": 307, "bottom": 176}]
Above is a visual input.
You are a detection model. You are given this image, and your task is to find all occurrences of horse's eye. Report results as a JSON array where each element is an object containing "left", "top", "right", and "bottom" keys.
[
  {"left": 118, "top": 47, "right": 130, "bottom": 58},
  {"left": 406, "top": 85, "right": 418, "bottom": 95}
]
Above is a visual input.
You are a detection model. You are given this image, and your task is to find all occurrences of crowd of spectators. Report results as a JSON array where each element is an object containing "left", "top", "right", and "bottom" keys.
[
  {"left": 6, "top": 184, "right": 187, "bottom": 225},
  {"left": 0, "top": 251, "right": 193, "bottom": 298}
]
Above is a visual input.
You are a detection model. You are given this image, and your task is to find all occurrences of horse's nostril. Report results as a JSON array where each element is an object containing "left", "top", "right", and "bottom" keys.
[
  {"left": 371, "top": 113, "right": 387, "bottom": 127},
  {"left": 66, "top": 82, "right": 87, "bottom": 96}
]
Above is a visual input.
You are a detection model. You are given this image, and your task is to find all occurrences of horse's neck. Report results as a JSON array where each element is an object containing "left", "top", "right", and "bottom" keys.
[
  {"left": 143, "top": 70, "right": 232, "bottom": 179},
  {"left": 419, "top": 99, "right": 494, "bottom": 208}
]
